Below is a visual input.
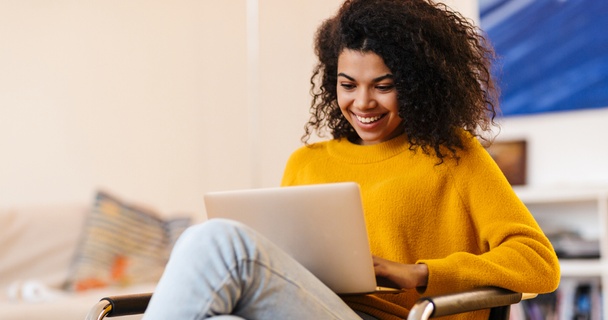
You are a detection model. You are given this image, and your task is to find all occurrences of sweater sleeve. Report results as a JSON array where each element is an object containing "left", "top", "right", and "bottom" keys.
[{"left": 418, "top": 139, "right": 560, "bottom": 296}]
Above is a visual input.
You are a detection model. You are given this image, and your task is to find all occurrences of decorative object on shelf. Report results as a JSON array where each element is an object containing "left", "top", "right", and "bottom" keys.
[
  {"left": 486, "top": 139, "right": 527, "bottom": 186},
  {"left": 546, "top": 230, "right": 600, "bottom": 259}
]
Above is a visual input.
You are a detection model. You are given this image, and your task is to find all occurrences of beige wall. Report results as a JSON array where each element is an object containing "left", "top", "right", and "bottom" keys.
[
  {"left": 0, "top": 1, "right": 250, "bottom": 216},
  {"left": 256, "top": 0, "right": 343, "bottom": 187}
]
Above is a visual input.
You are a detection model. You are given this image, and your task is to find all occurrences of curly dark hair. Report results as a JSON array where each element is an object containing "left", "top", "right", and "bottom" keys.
[{"left": 303, "top": 0, "right": 500, "bottom": 161}]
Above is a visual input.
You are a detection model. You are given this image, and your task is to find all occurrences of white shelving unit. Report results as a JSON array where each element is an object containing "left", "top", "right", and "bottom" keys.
[{"left": 514, "top": 186, "right": 608, "bottom": 319}]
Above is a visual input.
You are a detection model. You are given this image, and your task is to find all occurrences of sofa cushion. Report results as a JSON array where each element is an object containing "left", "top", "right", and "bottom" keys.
[
  {"left": 0, "top": 282, "right": 155, "bottom": 320},
  {"left": 64, "top": 191, "right": 191, "bottom": 292},
  {"left": 0, "top": 204, "right": 88, "bottom": 294}
]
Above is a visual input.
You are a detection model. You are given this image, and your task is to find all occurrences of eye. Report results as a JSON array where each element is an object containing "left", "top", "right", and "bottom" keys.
[
  {"left": 376, "top": 84, "right": 394, "bottom": 92},
  {"left": 340, "top": 83, "right": 356, "bottom": 90}
]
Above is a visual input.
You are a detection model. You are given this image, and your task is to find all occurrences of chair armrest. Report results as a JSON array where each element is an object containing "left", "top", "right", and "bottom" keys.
[
  {"left": 85, "top": 292, "right": 153, "bottom": 320},
  {"left": 85, "top": 288, "right": 536, "bottom": 320},
  {"left": 407, "top": 287, "right": 536, "bottom": 320}
]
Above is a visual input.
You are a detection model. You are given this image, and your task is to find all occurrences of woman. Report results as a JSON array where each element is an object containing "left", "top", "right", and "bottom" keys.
[{"left": 143, "top": 1, "right": 560, "bottom": 319}]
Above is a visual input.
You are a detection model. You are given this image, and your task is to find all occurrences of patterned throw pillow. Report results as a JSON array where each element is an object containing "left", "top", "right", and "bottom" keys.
[{"left": 64, "top": 191, "right": 191, "bottom": 292}]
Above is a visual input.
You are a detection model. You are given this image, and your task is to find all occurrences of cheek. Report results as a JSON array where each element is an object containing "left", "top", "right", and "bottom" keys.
[
  {"left": 336, "top": 96, "right": 347, "bottom": 112},
  {"left": 338, "top": 103, "right": 350, "bottom": 118},
  {"left": 383, "top": 95, "right": 400, "bottom": 113}
]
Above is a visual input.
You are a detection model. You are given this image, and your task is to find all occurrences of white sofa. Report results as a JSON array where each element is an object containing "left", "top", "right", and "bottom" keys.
[{"left": 0, "top": 200, "right": 192, "bottom": 320}]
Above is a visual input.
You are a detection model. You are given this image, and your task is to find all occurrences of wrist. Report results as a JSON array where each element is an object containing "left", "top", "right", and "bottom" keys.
[{"left": 416, "top": 263, "right": 429, "bottom": 287}]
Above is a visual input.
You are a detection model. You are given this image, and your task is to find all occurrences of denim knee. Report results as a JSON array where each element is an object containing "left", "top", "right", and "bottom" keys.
[
  {"left": 171, "top": 218, "right": 252, "bottom": 255},
  {"left": 179, "top": 218, "right": 244, "bottom": 240}
]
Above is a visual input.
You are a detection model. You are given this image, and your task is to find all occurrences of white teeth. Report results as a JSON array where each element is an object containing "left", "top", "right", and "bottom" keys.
[{"left": 356, "top": 114, "right": 382, "bottom": 123}]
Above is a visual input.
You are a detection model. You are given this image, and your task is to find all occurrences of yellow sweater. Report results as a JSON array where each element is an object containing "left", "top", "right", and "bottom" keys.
[{"left": 281, "top": 133, "right": 560, "bottom": 320}]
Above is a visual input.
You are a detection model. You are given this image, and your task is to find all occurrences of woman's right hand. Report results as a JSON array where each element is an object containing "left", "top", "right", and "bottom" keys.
[{"left": 372, "top": 256, "right": 428, "bottom": 289}]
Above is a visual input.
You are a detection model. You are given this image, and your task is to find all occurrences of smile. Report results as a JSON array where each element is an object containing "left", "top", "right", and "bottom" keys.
[{"left": 355, "top": 114, "right": 384, "bottom": 124}]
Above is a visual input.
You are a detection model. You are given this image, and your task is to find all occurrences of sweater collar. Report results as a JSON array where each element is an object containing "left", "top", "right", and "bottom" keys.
[{"left": 326, "top": 134, "right": 412, "bottom": 164}]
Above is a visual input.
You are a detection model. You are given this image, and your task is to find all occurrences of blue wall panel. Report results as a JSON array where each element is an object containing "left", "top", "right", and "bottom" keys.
[{"left": 479, "top": 0, "right": 608, "bottom": 116}]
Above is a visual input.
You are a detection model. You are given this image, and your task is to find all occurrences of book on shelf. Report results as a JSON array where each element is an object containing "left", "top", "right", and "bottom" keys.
[{"left": 510, "top": 277, "right": 602, "bottom": 320}]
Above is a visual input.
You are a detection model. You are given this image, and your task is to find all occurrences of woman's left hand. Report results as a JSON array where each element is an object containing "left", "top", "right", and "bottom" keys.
[{"left": 372, "top": 256, "right": 429, "bottom": 289}]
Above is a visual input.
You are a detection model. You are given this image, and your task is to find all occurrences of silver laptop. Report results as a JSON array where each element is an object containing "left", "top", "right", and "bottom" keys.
[{"left": 204, "top": 182, "right": 401, "bottom": 295}]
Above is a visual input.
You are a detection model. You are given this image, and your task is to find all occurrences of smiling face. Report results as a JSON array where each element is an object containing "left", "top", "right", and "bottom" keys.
[{"left": 336, "top": 49, "right": 403, "bottom": 145}]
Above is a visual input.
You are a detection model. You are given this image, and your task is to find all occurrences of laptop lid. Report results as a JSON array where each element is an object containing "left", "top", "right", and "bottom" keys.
[{"left": 203, "top": 182, "right": 378, "bottom": 294}]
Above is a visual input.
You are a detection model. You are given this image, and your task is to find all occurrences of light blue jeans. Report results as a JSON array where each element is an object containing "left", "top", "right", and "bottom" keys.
[{"left": 143, "top": 218, "right": 371, "bottom": 320}]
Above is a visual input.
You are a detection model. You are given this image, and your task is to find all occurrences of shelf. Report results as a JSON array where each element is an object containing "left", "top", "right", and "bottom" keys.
[
  {"left": 513, "top": 187, "right": 608, "bottom": 319},
  {"left": 513, "top": 186, "right": 608, "bottom": 204},
  {"left": 559, "top": 259, "right": 604, "bottom": 277}
]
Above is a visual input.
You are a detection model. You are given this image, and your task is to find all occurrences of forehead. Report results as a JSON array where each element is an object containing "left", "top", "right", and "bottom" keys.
[{"left": 337, "top": 49, "right": 392, "bottom": 77}]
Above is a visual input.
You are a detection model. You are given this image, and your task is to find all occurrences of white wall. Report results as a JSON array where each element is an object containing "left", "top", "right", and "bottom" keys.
[
  {"left": 2, "top": 0, "right": 605, "bottom": 218},
  {"left": 498, "top": 108, "right": 608, "bottom": 188}
]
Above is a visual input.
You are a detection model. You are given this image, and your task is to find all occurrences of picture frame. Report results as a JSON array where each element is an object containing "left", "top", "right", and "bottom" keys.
[{"left": 486, "top": 140, "right": 527, "bottom": 186}]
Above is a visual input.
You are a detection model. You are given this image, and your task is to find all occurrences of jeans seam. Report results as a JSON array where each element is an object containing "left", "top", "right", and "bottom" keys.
[
  {"left": 198, "top": 258, "right": 348, "bottom": 319},
  {"left": 247, "top": 258, "right": 347, "bottom": 319}
]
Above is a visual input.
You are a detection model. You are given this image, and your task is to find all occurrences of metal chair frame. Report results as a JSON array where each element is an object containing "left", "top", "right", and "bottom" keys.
[{"left": 85, "top": 286, "right": 537, "bottom": 320}]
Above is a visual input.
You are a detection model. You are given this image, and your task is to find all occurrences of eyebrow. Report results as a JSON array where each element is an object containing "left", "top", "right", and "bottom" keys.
[{"left": 337, "top": 72, "right": 394, "bottom": 82}]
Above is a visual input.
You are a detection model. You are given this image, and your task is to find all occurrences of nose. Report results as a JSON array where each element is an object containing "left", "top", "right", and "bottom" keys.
[{"left": 353, "top": 88, "right": 376, "bottom": 110}]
